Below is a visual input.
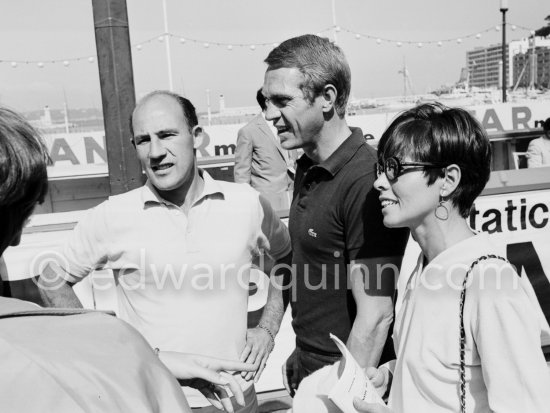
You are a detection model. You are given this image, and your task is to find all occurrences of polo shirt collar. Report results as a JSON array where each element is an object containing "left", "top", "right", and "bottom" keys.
[
  {"left": 140, "top": 169, "right": 224, "bottom": 207},
  {"left": 297, "top": 127, "right": 365, "bottom": 177}
]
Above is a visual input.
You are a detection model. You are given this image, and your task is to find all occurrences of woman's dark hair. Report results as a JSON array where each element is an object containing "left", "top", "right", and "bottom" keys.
[
  {"left": 0, "top": 107, "right": 49, "bottom": 254},
  {"left": 377, "top": 102, "right": 491, "bottom": 218}
]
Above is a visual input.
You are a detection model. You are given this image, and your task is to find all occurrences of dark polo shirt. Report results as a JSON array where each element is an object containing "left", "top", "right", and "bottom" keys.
[{"left": 288, "top": 127, "right": 409, "bottom": 355}]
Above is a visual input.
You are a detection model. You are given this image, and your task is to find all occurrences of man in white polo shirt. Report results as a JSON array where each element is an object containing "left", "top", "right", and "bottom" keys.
[{"left": 39, "top": 90, "right": 292, "bottom": 413}]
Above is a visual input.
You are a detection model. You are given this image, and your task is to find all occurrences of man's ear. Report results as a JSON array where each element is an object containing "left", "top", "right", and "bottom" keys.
[
  {"left": 441, "top": 164, "right": 461, "bottom": 198},
  {"left": 321, "top": 84, "right": 337, "bottom": 113},
  {"left": 192, "top": 125, "right": 204, "bottom": 149}
]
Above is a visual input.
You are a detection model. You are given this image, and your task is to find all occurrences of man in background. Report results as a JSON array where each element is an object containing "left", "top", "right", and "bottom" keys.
[
  {"left": 527, "top": 117, "right": 550, "bottom": 168},
  {"left": 234, "top": 88, "right": 296, "bottom": 210}
]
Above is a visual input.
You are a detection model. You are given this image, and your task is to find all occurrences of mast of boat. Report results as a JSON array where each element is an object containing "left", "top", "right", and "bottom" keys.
[
  {"left": 162, "top": 0, "right": 174, "bottom": 91},
  {"left": 512, "top": 63, "right": 527, "bottom": 93},
  {"left": 62, "top": 87, "right": 70, "bottom": 134},
  {"left": 398, "top": 58, "right": 413, "bottom": 102},
  {"left": 528, "top": 33, "right": 536, "bottom": 91},
  {"left": 331, "top": 0, "right": 338, "bottom": 43},
  {"left": 206, "top": 88, "right": 212, "bottom": 127}
]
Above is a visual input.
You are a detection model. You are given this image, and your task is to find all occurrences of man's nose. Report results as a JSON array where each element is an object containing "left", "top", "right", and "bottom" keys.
[
  {"left": 148, "top": 137, "right": 166, "bottom": 159},
  {"left": 264, "top": 101, "right": 280, "bottom": 122}
]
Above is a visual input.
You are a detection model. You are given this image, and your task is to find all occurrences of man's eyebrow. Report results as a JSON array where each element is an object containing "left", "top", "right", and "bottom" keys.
[
  {"left": 157, "top": 128, "right": 179, "bottom": 135},
  {"left": 268, "top": 93, "right": 293, "bottom": 100},
  {"left": 133, "top": 132, "right": 150, "bottom": 141},
  {"left": 134, "top": 128, "right": 179, "bottom": 140}
]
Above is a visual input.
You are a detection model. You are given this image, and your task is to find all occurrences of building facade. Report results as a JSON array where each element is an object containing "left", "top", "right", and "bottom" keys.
[
  {"left": 466, "top": 37, "right": 550, "bottom": 90},
  {"left": 467, "top": 44, "right": 507, "bottom": 89},
  {"left": 513, "top": 44, "right": 550, "bottom": 89}
]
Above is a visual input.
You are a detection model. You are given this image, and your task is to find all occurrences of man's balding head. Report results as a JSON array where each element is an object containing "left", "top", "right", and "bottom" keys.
[{"left": 131, "top": 91, "right": 198, "bottom": 137}]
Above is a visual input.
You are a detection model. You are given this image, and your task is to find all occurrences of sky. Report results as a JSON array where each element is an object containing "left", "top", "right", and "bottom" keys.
[{"left": 0, "top": 0, "right": 548, "bottom": 113}]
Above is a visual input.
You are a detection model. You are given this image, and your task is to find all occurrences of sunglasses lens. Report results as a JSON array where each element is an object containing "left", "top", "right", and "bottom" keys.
[{"left": 385, "top": 158, "right": 398, "bottom": 180}]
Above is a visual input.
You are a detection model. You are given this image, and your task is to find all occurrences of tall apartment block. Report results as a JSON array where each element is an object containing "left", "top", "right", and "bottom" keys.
[{"left": 466, "top": 37, "right": 550, "bottom": 89}]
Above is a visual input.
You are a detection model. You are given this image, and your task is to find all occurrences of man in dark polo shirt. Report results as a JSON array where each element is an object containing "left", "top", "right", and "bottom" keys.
[{"left": 259, "top": 34, "right": 409, "bottom": 395}]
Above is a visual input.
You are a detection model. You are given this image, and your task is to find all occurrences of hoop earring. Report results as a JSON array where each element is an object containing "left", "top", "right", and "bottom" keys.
[{"left": 435, "top": 196, "right": 449, "bottom": 221}]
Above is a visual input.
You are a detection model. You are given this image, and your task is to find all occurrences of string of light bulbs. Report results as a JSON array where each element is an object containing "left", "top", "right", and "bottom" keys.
[
  {"left": 339, "top": 23, "right": 537, "bottom": 48},
  {"left": 0, "top": 23, "right": 538, "bottom": 68}
]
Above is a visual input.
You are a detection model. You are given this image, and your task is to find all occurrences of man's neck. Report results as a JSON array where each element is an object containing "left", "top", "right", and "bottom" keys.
[
  {"left": 181, "top": 171, "right": 204, "bottom": 214},
  {"left": 157, "top": 168, "right": 204, "bottom": 212},
  {"left": 306, "top": 118, "right": 352, "bottom": 164}
]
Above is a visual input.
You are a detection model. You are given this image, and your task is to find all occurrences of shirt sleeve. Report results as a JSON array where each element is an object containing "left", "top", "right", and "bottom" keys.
[
  {"left": 526, "top": 138, "right": 543, "bottom": 168},
  {"left": 472, "top": 262, "right": 550, "bottom": 412},
  {"left": 258, "top": 194, "right": 291, "bottom": 260},
  {"left": 233, "top": 127, "right": 253, "bottom": 184},
  {"left": 60, "top": 202, "right": 111, "bottom": 282},
  {"left": 343, "top": 171, "right": 409, "bottom": 261}
]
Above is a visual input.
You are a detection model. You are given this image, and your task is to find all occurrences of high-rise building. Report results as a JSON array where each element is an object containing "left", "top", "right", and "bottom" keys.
[
  {"left": 466, "top": 37, "right": 550, "bottom": 90},
  {"left": 513, "top": 42, "right": 550, "bottom": 89},
  {"left": 467, "top": 44, "right": 507, "bottom": 89}
]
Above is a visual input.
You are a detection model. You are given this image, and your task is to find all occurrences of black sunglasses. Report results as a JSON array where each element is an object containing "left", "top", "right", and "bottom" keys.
[{"left": 376, "top": 157, "right": 446, "bottom": 181}]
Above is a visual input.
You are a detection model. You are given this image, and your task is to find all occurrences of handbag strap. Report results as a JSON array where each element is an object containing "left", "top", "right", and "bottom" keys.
[{"left": 459, "top": 254, "right": 508, "bottom": 413}]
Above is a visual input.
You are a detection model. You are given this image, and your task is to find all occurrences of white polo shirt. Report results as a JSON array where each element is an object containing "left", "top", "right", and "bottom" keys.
[{"left": 60, "top": 170, "right": 291, "bottom": 406}]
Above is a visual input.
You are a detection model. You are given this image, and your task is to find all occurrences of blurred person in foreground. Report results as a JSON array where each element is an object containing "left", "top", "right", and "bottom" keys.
[
  {"left": 260, "top": 34, "right": 409, "bottom": 395},
  {"left": 38, "top": 91, "right": 292, "bottom": 412},
  {"left": 0, "top": 105, "right": 255, "bottom": 412},
  {"left": 354, "top": 103, "right": 550, "bottom": 413}
]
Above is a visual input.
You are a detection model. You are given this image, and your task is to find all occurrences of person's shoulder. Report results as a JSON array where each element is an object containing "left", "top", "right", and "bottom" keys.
[
  {"left": 93, "top": 186, "right": 145, "bottom": 216},
  {"left": 83, "top": 311, "right": 140, "bottom": 336},
  {"left": 354, "top": 141, "right": 378, "bottom": 163},
  {"left": 528, "top": 136, "right": 545, "bottom": 148},
  {"left": 106, "top": 186, "right": 144, "bottom": 204},
  {"left": 214, "top": 180, "right": 264, "bottom": 216},
  {"left": 0, "top": 297, "right": 40, "bottom": 316},
  {"left": 239, "top": 114, "right": 263, "bottom": 133},
  {"left": 339, "top": 143, "right": 377, "bottom": 184},
  {"left": 470, "top": 256, "right": 522, "bottom": 300},
  {"left": 218, "top": 180, "right": 260, "bottom": 200}
]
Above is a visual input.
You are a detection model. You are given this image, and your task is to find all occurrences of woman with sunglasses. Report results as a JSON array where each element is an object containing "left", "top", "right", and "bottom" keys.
[{"left": 354, "top": 103, "right": 550, "bottom": 413}]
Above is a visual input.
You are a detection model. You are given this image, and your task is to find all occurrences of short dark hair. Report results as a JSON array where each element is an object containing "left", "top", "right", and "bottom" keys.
[
  {"left": 543, "top": 117, "right": 550, "bottom": 131},
  {"left": 0, "top": 107, "right": 49, "bottom": 254},
  {"left": 130, "top": 90, "right": 198, "bottom": 136},
  {"left": 256, "top": 88, "right": 267, "bottom": 111},
  {"left": 264, "top": 34, "right": 351, "bottom": 117},
  {"left": 377, "top": 102, "right": 491, "bottom": 218}
]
